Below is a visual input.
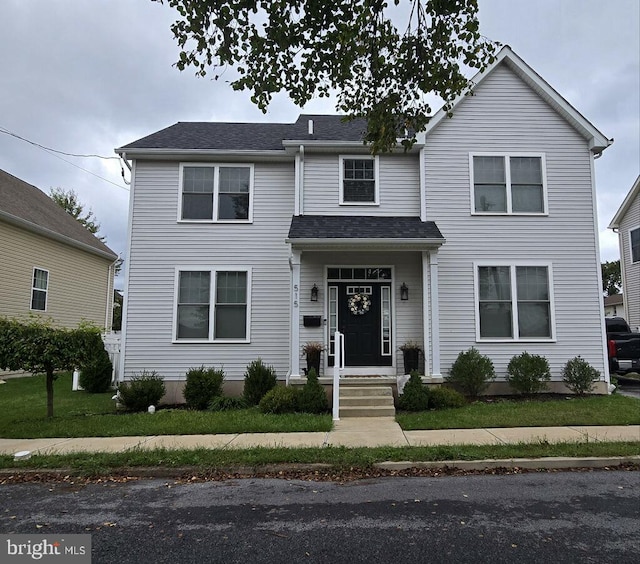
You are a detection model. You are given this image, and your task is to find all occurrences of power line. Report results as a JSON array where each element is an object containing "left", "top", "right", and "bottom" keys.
[{"left": 0, "top": 126, "right": 129, "bottom": 191}]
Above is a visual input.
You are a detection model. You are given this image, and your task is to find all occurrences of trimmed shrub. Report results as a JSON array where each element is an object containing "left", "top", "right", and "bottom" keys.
[
  {"left": 243, "top": 358, "right": 278, "bottom": 405},
  {"left": 562, "top": 356, "right": 600, "bottom": 395},
  {"left": 447, "top": 347, "right": 495, "bottom": 398},
  {"left": 428, "top": 386, "right": 466, "bottom": 410},
  {"left": 117, "top": 370, "right": 165, "bottom": 412},
  {"left": 183, "top": 366, "right": 225, "bottom": 410},
  {"left": 298, "top": 368, "right": 329, "bottom": 414},
  {"left": 397, "top": 370, "right": 430, "bottom": 411},
  {"left": 506, "top": 352, "right": 551, "bottom": 394},
  {"left": 208, "top": 396, "right": 248, "bottom": 411},
  {"left": 79, "top": 342, "right": 113, "bottom": 393},
  {"left": 258, "top": 386, "right": 300, "bottom": 414}
]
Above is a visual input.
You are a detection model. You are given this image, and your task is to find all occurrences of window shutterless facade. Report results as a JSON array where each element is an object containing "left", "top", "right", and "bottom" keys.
[
  {"left": 30, "top": 267, "right": 49, "bottom": 311},
  {"left": 174, "top": 268, "right": 251, "bottom": 342},
  {"left": 475, "top": 263, "right": 554, "bottom": 341},
  {"left": 179, "top": 163, "right": 253, "bottom": 222},
  {"left": 339, "top": 156, "right": 379, "bottom": 204},
  {"left": 470, "top": 154, "right": 547, "bottom": 214},
  {"left": 630, "top": 227, "right": 640, "bottom": 263}
]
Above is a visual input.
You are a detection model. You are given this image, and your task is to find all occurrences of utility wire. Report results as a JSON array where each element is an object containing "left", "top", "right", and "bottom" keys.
[{"left": 0, "top": 126, "right": 129, "bottom": 191}]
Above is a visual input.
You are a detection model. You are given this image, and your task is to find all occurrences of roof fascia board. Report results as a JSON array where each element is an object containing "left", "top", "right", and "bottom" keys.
[
  {"left": 286, "top": 237, "right": 445, "bottom": 249},
  {"left": 0, "top": 210, "right": 117, "bottom": 261},
  {"left": 609, "top": 175, "right": 640, "bottom": 228},
  {"left": 115, "top": 148, "right": 290, "bottom": 160},
  {"left": 421, "top": 46, "right": 611, "bottom": 153}
]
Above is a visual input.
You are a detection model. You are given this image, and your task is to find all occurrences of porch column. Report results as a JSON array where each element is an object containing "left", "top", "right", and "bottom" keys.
[
  {"left": 289, "top": 250, "right": 302, "bottom": 379},
  {"left": 421, "top": 251, "right": 431, "bottom": 376},
  {"left": 429, "top": 250, "right": 442, "bottom": 381}
]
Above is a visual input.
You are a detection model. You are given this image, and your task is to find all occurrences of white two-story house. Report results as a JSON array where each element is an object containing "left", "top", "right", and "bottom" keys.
[{"left": 116, "top": 46, "right": 612, "bottom": 400}]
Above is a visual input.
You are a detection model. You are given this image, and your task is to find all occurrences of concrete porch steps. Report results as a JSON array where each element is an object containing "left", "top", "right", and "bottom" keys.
[{"left": 339, "top": 385, "right": 396, "bottom": 418}]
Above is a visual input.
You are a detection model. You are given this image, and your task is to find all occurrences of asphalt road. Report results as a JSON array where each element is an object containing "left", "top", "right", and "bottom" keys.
[{"left": 2, "top": 471, "right": 639, "bottom": 563}]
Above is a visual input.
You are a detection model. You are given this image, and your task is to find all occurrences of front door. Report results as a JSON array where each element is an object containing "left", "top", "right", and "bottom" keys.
[{"left": 330, "top": 283, "right": 392, "bottom": 367}]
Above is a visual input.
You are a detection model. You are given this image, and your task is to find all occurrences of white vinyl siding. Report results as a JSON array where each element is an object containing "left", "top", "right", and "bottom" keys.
[
  {"left": 30, "top": 268, "right": 49, "bottom": 311},
  {"left": 123, "top": 161, "right": 293, "bottom": 380},
  {"left": 179, "top": 163, "right": 254, "bottom": 223},
  {"left": 618, "top": 191, "right": 640, "bottom": 329},
  {"left": 425, "top": 63, "right": 606, "bottom": 379}
]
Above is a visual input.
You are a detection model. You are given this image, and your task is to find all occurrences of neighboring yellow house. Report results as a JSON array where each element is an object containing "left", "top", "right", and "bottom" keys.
[{"left": 0, "top": 169, "right": 118, "bottom": 330}]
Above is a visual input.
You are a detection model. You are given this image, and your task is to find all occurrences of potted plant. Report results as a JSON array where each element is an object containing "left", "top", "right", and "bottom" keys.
[
  {"left": 400, "top": 341, "right": 422, "bottom": 374},
  {"left": 302, "top": 342, "right": 324, "bottom": 375}
]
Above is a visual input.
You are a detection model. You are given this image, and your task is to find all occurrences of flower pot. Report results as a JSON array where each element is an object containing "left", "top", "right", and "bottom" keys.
[
  {"left": 306, "top": 350, "right": 321, "bottom": 375},
  {"left": 403, "top": 349, "right": 420, "bottom": 374}
]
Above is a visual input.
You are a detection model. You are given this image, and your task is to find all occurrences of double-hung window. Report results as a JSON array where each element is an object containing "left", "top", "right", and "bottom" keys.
[
  {"left": 471, "top": 154, "right": 546, "bottom": 214},
  {"left": 175, "top": 269, "right": 250, "bottom": 341},
  {"left": 476, "top": 263, "right": 553, "bottom": 340},
  {"left": 31, "top": 268, "right": 49, "bottom": 311},
  {"left": 340, "top": 156, "right": 378, "bottom": 204},
  {"left": 180, "top": 164, "right": 253, "bottom": 222},
  {"left": 630, "top": 227, "right": 640, "bottom": 263}
]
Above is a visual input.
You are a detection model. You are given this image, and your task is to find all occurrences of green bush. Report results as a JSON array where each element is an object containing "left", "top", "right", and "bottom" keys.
[
  {"left": 298, "top": 368, "right": 329, "bottom": 414},
  {"left": 562, "top": 356, "right": 600, "bottom": 395},
  {"left": 507, "top": 352, "right": 551, "bottom": 394},
  {"left": 183, "top": 366, "right": 225, "bottom": 410},
  {"left": 243, "top": 358, "right": 278, "bottom": 405},
  {"left": 428, "top": 386, "right": 466, "bottom": 410},
  {"left": 208, "top": 396, "right": 248, "bottom": 411},
  {"left": 447, "top": 347, "right": 495, "bottom": 397},
  {"left": 117, "top": 370, "right": 166, "bottom": 412},
  {"left": 397, "top": 371, "right": 430, "bottom": 411},
  {"left": 79, "top": 341, "right": 113, "bottom": 393},
  {"left": 258, "top": 386, "right": 300, "bottom": 414}
]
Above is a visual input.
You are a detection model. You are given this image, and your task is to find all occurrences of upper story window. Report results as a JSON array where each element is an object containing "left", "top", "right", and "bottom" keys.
[
  {"left": 475, "top": 263, "right": 554, "bottom": 341},
  {"left": 180, "top": 164, "right": 253, "bottom": 222},
  {"left": 630, "top": 227, "right": 640, "bottom": 263},
  {"left": 340, "top": 156, "right": 379, "bottom": 205},
  {"left": 31, "top": 268, "right": 49, "bottom": 311},
  {"left": 175, "top": 268, "right": 250, "bottom": 342},
  {"left": 471, "top": 154, "right": 547, "bottom": 215}
]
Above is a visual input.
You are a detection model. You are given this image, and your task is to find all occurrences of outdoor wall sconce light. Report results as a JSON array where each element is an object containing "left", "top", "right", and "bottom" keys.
[
  {"left": 400, "top": 283, "right": 409, "bottom": 301},
  {"left": 310, "top": 284, "right": 319, "bottom": 302}
]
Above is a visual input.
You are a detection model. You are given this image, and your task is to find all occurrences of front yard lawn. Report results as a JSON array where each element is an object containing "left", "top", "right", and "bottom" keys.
[
  {"left": 0, "top": 373, "right": 332, "bottom": 438},
  {"left": 397, "top": 394, "right": 640, "bottom": 430}
]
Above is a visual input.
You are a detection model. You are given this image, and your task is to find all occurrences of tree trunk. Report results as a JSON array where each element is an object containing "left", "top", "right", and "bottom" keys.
[{"left": 46, "top": 366, "right": 55, "bottom": 418}]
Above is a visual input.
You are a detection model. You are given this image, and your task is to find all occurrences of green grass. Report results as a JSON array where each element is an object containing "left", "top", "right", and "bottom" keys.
[
  {"left": 0, "top": 373, "right": 332, "bottom": 438},
  {"left": 1, "top": 442, "right": 639, "bottom": 475},
  {"left": 397, "top": 394, "right": 640, "bottom": 430}
]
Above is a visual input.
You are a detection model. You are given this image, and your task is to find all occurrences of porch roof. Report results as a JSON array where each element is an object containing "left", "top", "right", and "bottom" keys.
[{"left": 286, "top": 215, "right": 445, "bottom": 249}]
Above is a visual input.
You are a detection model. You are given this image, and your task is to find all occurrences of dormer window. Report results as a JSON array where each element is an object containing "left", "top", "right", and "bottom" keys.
[{"left": 340, "top": 156, "right": 379, "bottom": 205}]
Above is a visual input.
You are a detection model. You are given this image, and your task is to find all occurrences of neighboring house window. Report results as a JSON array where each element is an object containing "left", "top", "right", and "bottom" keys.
[
  {"left": 340, "top": 156, "right": 378, "bottom": 204},
  {"left": 476, "top": 264, "right": 553, "bottom": 340},
  {"left": 175, "top": 269, "right": 250, "bottom": 341},
  {"left": 631, "top": 227, "right": 640, "bottom": 263},
  {"left": 30, "top": 268, "right": 49, "bottom": 311},
  {"left": 180, "top": 164, "right": 253, "bottom": 222},
  {"left": 471, "top": 154, "right": 546, "bottom": 214}
]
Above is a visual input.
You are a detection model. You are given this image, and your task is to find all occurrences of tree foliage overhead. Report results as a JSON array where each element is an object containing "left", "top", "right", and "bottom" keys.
[
  {"left": 154, "top": 0, "right": 498, "bottom": 153},
  {"left": 50, "top": 187, "right": 102, "bottom": 238},
  {"left": 601, "top": 260, "right": 621, "bottom": 296}
]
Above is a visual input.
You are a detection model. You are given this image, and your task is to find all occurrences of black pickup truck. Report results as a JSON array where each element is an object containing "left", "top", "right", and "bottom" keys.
[{"left": 606, "top": 317, "right": 640, "bottom": 374}]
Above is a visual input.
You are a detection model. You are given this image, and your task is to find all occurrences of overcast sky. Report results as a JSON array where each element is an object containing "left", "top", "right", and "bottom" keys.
[{"left": 1, "top": 0, "right": 638, "bottom": 289}]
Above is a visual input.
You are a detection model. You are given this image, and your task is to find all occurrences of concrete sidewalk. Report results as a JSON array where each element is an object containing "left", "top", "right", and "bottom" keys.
[{"left": 1, "top": 419, "right": 638, "bottom": 456}]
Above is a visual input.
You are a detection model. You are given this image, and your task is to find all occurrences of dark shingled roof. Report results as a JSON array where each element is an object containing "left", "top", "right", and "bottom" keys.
[
  {"left": 0, "top": 169, "right": 118, "bottom": 259},
  {"left": 288, "top": 215, "right": 444, "bottom": 240},
  {"left": 119, "top": 115, "right": 369, "bottom": 151}
]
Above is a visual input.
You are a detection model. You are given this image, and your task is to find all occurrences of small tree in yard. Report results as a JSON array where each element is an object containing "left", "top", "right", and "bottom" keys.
[
  {"left": 447, "top": 347, "right": 495, "bottom": 398},
  {"left": 562, "top": 356, "right": 600, "bottom": 395},
  {"left": 506, "top": 352, "right": 551, "bottom": 395},
  {"left": 0, "top": 317, "right": 101, "bottom": 417}
]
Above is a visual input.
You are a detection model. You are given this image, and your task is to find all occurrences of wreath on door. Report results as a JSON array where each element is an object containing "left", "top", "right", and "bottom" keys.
[{"left": 348, "top": 293, "right": 371, "bottom": 315}]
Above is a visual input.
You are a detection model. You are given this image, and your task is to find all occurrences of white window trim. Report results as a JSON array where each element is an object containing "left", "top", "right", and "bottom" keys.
[
  {"left": 30, "top": 267, "right": 49, "bottom": 312},
  {"left": 177, "top": 162, "right": 254, "bottom": 223},
  {"left": 469, "top": 153, "right": 548, "bottom": 216},
  {"left": 172, "top": 266, "right": 252, "bottom": 344},
  {"left": 339, "top": 155, "right": 380, "bottom": 206},
  {"left": 629, "top": 225, "right": 640, "bottom": 264},
  {"left": 473, "top": 261, "right": 556, "bottom": 342}
]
